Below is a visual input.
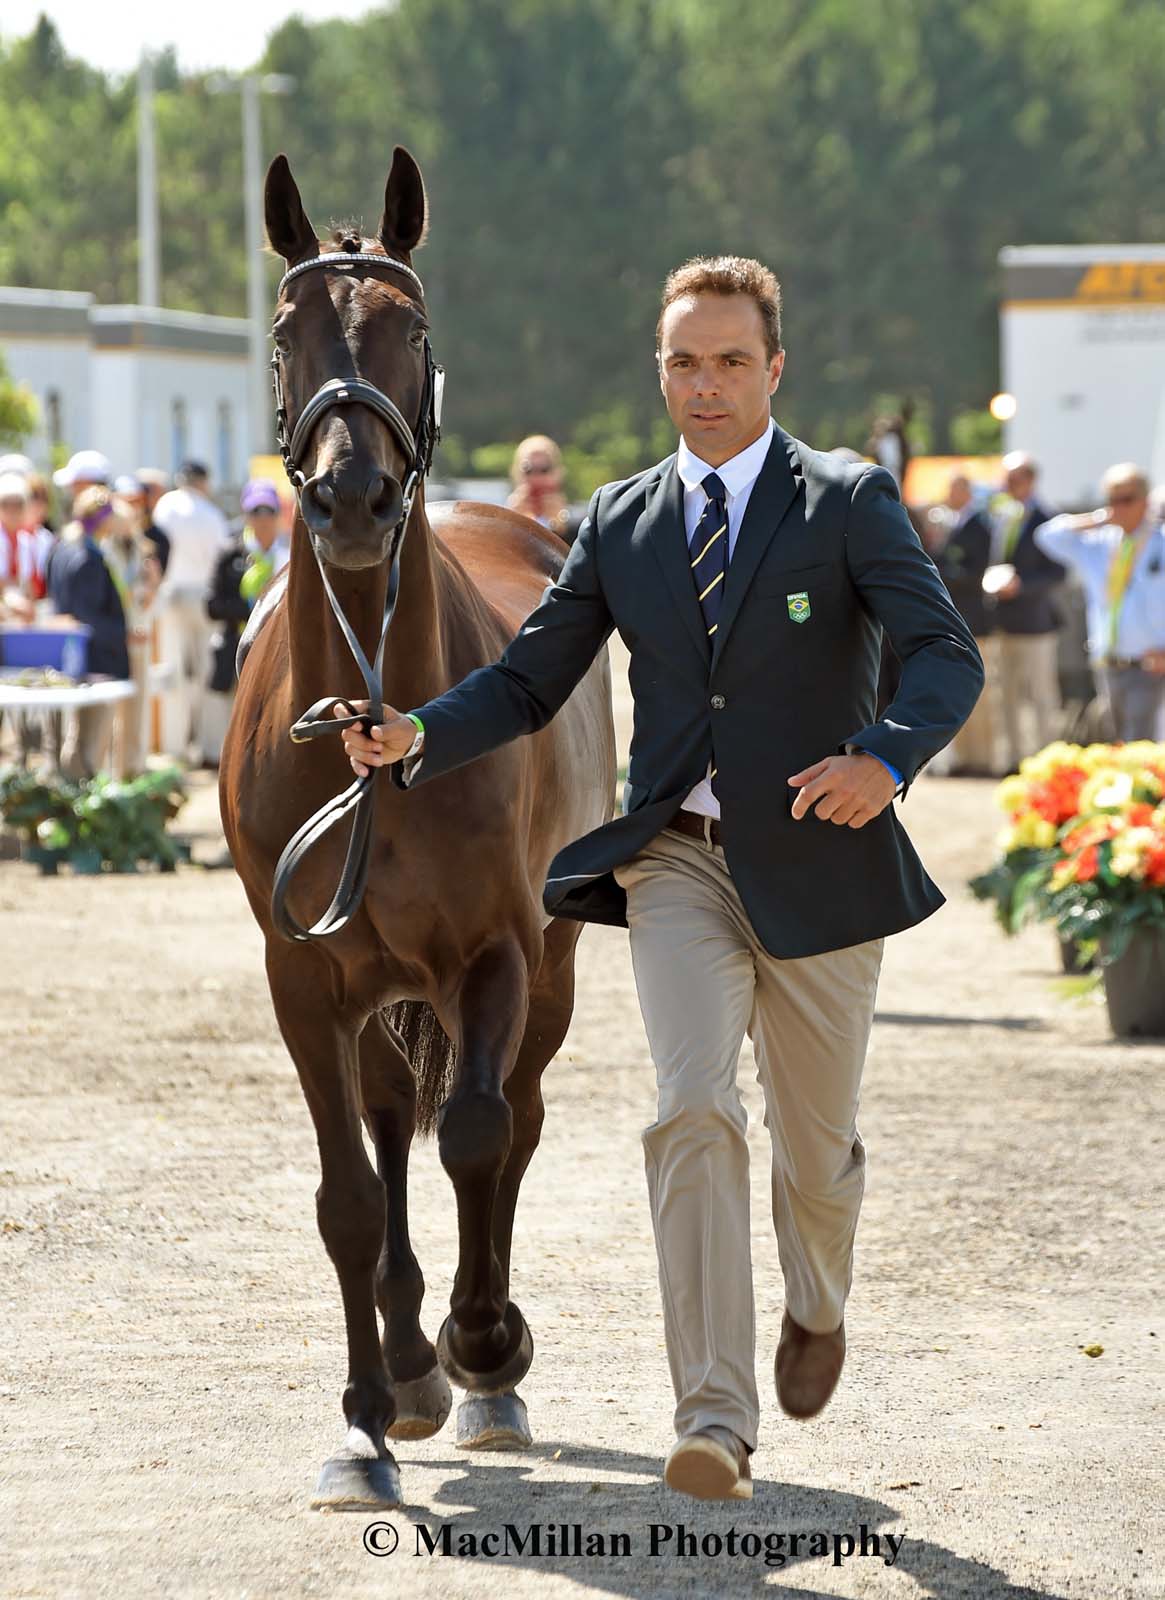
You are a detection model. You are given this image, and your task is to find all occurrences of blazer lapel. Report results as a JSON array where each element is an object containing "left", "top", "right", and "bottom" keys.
[
  {"left": 641, "top": 459, "right": 711, "bottom": 664},
  {"left": 710, "top": 426, "right": 802, "bottom": 672}
]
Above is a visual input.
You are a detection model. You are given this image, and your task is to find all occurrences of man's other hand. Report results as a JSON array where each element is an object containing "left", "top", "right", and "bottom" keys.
[
  {"left": 788, "top": 753, "right": 897, "bottom": 828},
  {"left": 333, "top": 700, "right": 417, "bottom": 776}
]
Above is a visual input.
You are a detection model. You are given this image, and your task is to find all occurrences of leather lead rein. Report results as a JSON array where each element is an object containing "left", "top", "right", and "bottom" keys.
[{"left": 267, "top": 251, "right": 444, "bottom": 943}]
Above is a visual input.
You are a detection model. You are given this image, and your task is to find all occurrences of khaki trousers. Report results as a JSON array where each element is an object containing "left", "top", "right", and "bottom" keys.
[
  {"left": 997, "top": 631, "right": 1060, "bottom": 770},
  {"left": 160, "top": 591, "right": 214, "bottom": 762},
  {"left": 950, "top": 634, "right": 999, "bottom": 772},
  {"left": 614, "top": 825, "right": 883, "bottom": 1449}
]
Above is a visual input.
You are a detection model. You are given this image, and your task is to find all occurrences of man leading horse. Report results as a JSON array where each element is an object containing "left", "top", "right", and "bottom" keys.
[{"left": 340, "top": 254, "right": 984, "bottom": 1501}]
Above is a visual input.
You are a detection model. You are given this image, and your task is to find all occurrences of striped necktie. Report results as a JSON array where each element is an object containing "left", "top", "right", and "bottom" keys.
[
  {"left": 690, "top": 471, "right": 729, "bottom": 798},
  {"left": 690, "top": 470, "right": 729, "bottom": 642}
]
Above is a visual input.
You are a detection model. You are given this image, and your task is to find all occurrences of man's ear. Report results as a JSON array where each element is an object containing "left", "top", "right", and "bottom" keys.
[{"left": 768, "top": 349, "right": 786, "bottom": 395}]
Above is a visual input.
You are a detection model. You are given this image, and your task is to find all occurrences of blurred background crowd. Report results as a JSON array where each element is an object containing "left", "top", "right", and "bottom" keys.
[
  {"left": 1, "top": 0, "right": 1163, "bottom": 788},
  {"left": 3, "top": 425, "right": 1163, "bottom": 785}
]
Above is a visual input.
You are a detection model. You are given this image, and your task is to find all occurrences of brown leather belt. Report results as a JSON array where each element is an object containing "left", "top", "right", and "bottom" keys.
[{"left": 666, "top": 809, "right": 724, "bottom": 848}]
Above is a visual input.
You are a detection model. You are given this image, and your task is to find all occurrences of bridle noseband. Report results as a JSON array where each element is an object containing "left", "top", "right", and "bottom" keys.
[{"left": 268, "top": 250, "right": 445, "bottom": 944}]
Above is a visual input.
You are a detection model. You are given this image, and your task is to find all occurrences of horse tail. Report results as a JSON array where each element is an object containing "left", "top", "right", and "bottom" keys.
[{"left": 386, "top": 1000, "right": 457, "bottom": 1138}]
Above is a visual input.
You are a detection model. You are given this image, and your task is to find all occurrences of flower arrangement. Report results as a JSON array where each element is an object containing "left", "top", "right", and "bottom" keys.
[{"left": 969, "top": 741, "right": 1165, "bottom": 965}]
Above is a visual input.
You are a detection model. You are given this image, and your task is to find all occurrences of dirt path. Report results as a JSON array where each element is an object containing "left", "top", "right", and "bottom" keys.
[{"left": 1, "top": 738, "right": 1161, "bottom": 1598}]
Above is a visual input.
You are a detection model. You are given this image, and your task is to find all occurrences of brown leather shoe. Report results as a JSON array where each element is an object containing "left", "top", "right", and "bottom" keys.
[
  {"left": 664, "top": 1427, "right": 753, "bottom": 1500},
  {"left": 775, "top": 1311, "right": 846, "bottom": 1419}
]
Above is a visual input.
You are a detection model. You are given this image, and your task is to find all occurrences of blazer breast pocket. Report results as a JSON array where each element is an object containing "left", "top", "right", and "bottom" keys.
[{"left": 752, "top": 562, "right": 847, "bottom": 600}]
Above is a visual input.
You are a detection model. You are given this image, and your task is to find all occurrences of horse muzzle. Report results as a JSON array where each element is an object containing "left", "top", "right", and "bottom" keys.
[{"left": 300, "top": 469, "right": 404, "bottom": 568}]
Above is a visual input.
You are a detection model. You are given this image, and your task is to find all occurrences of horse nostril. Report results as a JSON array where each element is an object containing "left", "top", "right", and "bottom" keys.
[
  {"left": 301, "top": 475, "right": 336, "bottom": 529},
  {"left": 365, "top": 472, "right": 401, "bottom": 524}
]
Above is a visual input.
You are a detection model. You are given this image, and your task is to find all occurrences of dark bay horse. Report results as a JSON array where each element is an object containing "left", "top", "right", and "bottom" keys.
[{"left": 219, "top": 148, "right": 614, "bottom": 1509}]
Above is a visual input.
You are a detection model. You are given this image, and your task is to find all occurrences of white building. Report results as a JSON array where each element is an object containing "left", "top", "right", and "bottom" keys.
[
  {"left": 0, "top": 287, "right": 252, "bottom": 491},
  {"left": 999, "top": 245, "right": 1165, "bottom": 505}
]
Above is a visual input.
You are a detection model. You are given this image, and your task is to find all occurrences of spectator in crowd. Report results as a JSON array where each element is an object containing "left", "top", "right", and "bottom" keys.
[
  {"left": 0, "top": 472, "right": 54, "bottom": 607},
  {"left": 203, "top": 478, "right": 290, "bottom": 762},
  {"left": 134, "top": 468, "right": 173, "bottom": 573},
  {"left": 152, "top": 459, "right": 230, "bottom": 765},
  {"left": 25, "top": 472, "right": 57, "bottom": 538},
  {"left": 507, "top": 435, "right": 571, "bottom": 537},
  {"left": 108, "top": 483, "right": 166, "bottom": 775},
  {"left": 991, "top": 451, "right": 1065, "bottom": 770},
  {"left": 935, "top": 473, "right": 997, "bottom": 775},
  {"left": 46, "top": 486, "right": 129, "bottom": 778},
  {"left": 1035, "top": 464, "right": 1165, "bottom": 742},
  {"left": 115, "top": 474, "right": 171, "bottom": 576},
  {"left": 52, "top": 449, "right": 112, "bottom": 512},
  {"left": 864, "top": 407, "right": 912, "bottom": 491}
]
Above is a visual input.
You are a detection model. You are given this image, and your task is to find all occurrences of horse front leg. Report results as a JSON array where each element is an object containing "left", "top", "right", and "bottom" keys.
[
  {"left": 266, "top": 948, "right": 400, "bottom": 1509},
  {"left": 358, "top": 1010, "right": 452, "bottom": 1441},
  {"left": 435, "top": 939, "right": 536, "bottom": 1449}
]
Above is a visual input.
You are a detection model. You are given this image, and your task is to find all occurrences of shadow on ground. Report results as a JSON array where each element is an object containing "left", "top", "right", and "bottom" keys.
[{"left": 375, "top": 1441, "right": 1068, "bottom": 1600}]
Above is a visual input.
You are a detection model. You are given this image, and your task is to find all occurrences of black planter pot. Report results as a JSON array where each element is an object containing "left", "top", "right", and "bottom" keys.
[{"left": 1102, "top": 928, "right": 1165, "bottom": 1038}]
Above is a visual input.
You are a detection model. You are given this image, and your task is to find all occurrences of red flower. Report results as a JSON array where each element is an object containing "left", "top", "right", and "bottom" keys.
[
  {"left": 1128, "top": 802, "right": 1155, "bottom": 826},
  {"left": 1076, "top": 844, "right": 1100, "bottom": 882}
]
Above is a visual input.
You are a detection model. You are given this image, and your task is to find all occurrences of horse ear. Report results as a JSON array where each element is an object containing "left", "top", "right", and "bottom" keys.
[
  {"left": 264, "top": 154, "right": 318, "bottom": 264},
  {"left": 379, "top": 146, "right": 427, "bottom": 256}
]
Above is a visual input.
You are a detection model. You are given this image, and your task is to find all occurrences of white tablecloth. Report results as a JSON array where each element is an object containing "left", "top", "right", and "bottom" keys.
[{"left": 0, "top": 663, "right": 174, "bottom": 712}]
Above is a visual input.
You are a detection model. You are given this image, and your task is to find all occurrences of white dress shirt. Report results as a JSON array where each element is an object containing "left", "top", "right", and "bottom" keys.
[{"left": 677, "top": 418, "right": 776, "bottom": 818}]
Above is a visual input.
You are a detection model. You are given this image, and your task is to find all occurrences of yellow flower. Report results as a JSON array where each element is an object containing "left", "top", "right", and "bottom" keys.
[
  {"left": 1079, "top": 768, "right": 1132, "bottom": 815},
  {"left": 1109, "top": 826, "right": 1154, "bottom": 880},
  {"left": 996, "top": 775, "right": 1030, "bottom": 814},
  {"left": 1000, "top": 813, "right": 1057, "bottom": 852},
  {"left": 1049, "top": 858, "right": 1077, "bottom": 891}
]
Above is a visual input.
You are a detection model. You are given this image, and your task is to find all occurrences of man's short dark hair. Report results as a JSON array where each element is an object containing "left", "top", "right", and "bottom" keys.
[
  {"left": 177, "top": 459, "right": 210, "bottom": 486},
  {"left": 657, "top": 256, "right": 783, "bottom": 360}
]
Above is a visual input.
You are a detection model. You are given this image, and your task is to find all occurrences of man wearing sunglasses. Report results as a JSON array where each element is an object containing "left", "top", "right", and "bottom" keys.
[{"left": 1035, "top": 463, "right": 1165, "bottom": 741}]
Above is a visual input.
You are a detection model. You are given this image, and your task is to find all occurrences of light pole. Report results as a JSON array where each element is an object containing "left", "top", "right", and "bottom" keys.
[
  {"left": 212, "top": 71, "right": 295, "bottom": 458},
  {"left": 137, "top": 54, "right": 160, "bottom": 307}
]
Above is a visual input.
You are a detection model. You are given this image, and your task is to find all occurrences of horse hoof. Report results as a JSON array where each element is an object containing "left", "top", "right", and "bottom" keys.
[
  {"left": 387, "top": 1365, "right": 453, "bottom": 1441},
  {"left": 455, "top": 1390, "right": 532, "bottom": 1451},
  {"left": 310, "top": 1427, "right": 402, "bottom": 1511},
  {"left": 436, "top": 1302, "right": 534, "bottom": 1392}
]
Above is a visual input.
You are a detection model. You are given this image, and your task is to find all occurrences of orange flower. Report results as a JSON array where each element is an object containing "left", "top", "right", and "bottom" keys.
[
  {"left": 1128, "top": 802, "right": 1155, "bottom": 827},
  {"left": 1076, "top": 844, "right": 1100, "bottom": 882}
]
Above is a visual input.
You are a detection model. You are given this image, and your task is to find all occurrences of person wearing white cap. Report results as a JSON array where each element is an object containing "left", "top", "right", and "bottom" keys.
[
  {"left": 152, "top": 460, "right": 230, "bottom": 764},
  {"left": 52, "top": 450, "right": 113, "bottom": 507}
]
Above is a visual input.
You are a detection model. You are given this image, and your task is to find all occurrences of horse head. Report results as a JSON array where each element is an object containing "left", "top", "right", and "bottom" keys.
[{"left": 264, "top": 148, "right": 432, "bottom": 570}]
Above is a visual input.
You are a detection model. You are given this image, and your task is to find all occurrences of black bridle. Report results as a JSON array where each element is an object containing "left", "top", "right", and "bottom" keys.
[{"left": 267, "top": 250, "right": 444, "bottom": 943}]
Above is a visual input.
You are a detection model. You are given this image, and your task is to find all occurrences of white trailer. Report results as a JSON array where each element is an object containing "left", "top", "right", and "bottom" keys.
[{"left": 998, "top": 244, "right": 1165, "bottom": 506}]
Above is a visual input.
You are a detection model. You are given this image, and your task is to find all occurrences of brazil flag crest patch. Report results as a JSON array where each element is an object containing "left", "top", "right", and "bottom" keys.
[{"left": 787, "top": 591, "right": 811, "bottom": 624}]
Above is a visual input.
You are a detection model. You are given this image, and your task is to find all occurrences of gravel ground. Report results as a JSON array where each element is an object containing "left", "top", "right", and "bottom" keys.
[{"left": 1, "top": 674, "right": 1162, "bottom": 1597}]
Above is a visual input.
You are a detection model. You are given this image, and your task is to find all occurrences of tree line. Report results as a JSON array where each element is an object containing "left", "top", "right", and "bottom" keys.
[{"left": 2, "top": 1, "right": 1163, "bottom": 487}]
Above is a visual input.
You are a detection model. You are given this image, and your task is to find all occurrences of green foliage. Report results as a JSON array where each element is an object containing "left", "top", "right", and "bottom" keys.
[
  {"left": 949, "top": 409, "right": 1003, "bottom": 457},
  {"left": 2, "top": 4, "right": 1164, "bottom": 458},
  {"left": 0, "top": 350, "right": 39, "bottom": 447},
  {"left": 0, "top": 764, "right": 189, "bottom": 872},
  {"left": 968, "top": 846, "right": 1058, "bottom": 933}
]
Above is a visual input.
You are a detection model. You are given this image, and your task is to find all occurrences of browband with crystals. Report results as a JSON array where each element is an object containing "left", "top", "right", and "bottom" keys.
[{"left": 277, "top": 252, "right": 425, "bottom": 299}]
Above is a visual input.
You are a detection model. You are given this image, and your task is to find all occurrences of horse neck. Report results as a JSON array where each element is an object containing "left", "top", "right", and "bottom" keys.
[{"left": 286, "top": 492, "right": 448, "bottom": 716}]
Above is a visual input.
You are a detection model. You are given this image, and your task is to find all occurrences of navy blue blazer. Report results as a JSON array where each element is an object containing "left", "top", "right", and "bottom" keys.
[
  {"left": 396, "top": 427, "right": 984, "bottom": 958},
  {"left": 46, "top": 537, "right": 129, "bottom": 680}
]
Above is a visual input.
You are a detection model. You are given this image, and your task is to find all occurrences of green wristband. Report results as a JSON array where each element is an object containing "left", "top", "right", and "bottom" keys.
[{"left": 405, "top": 713, "right": 424, "bottom": 734}]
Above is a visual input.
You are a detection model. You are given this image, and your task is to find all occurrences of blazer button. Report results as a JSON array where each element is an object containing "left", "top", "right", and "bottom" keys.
[{"left": 710, "top": 694, "right": 726, "bottom": 710}]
